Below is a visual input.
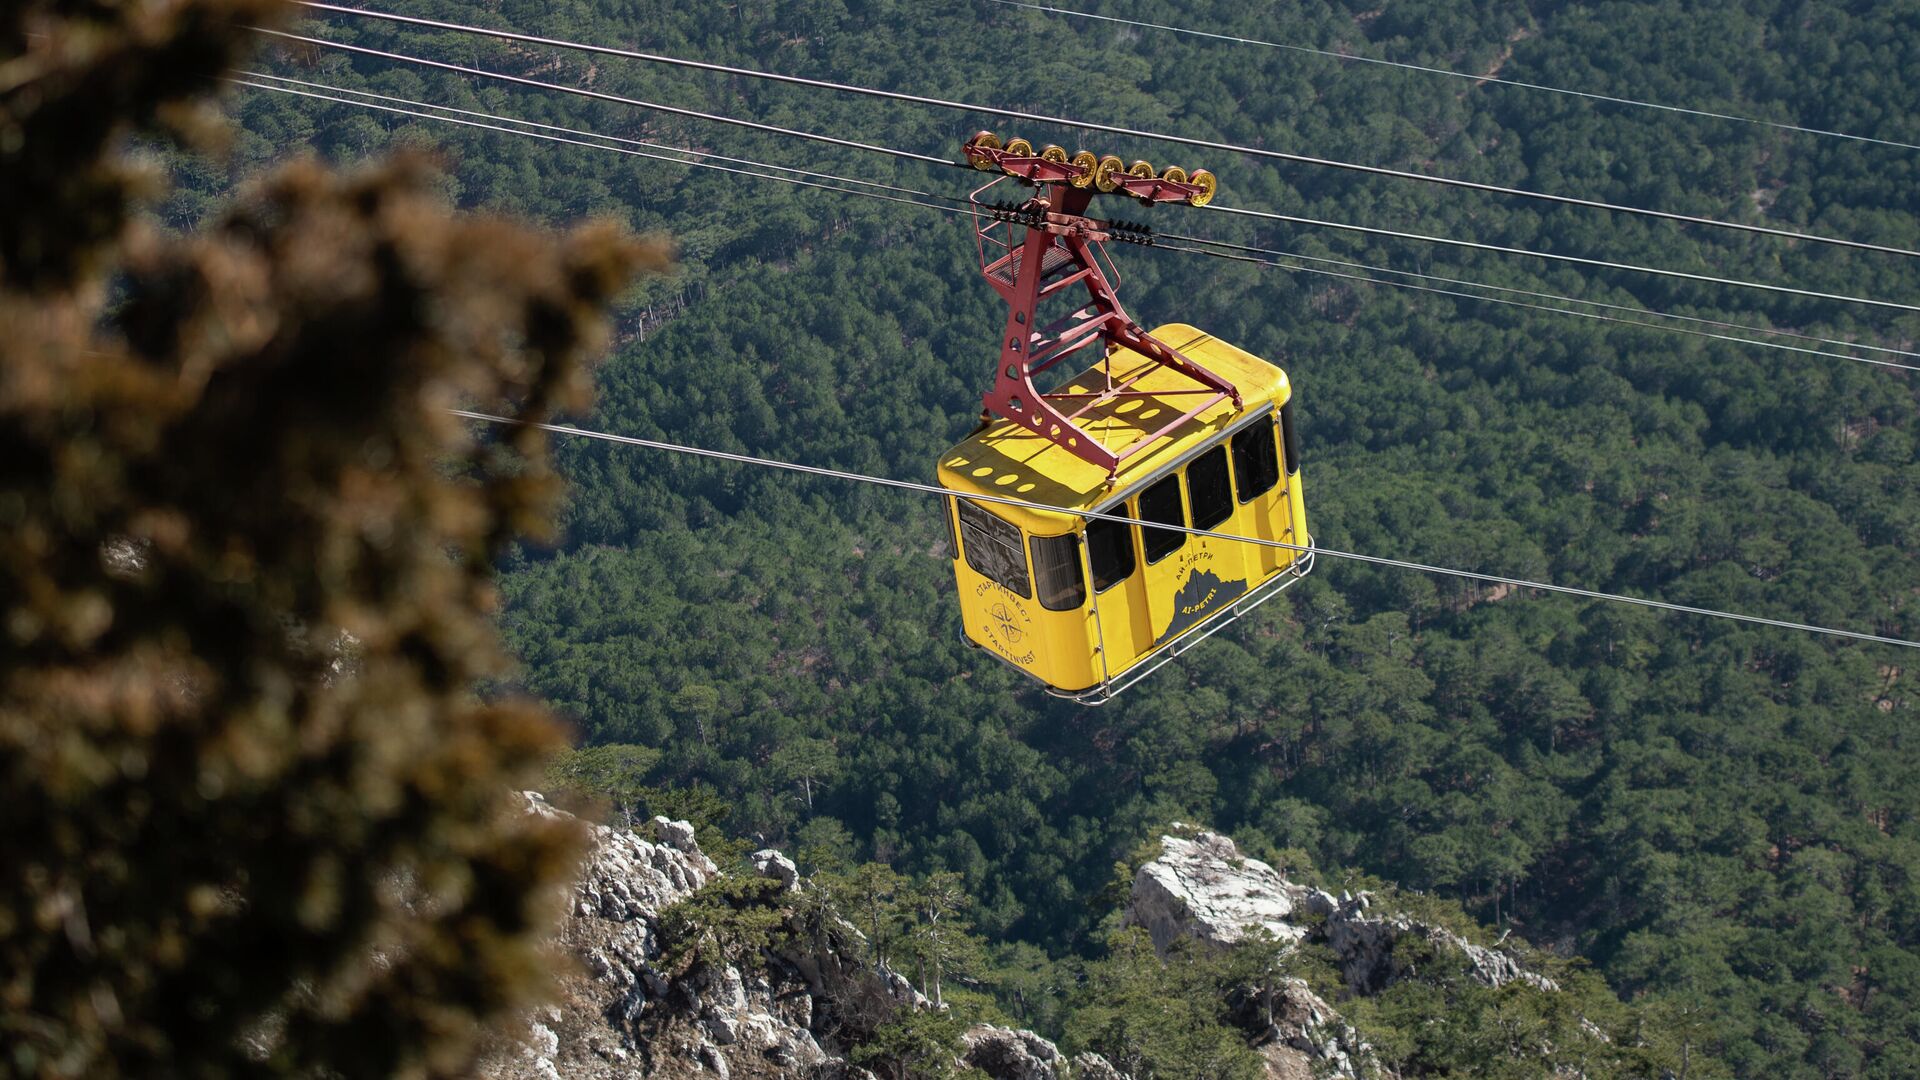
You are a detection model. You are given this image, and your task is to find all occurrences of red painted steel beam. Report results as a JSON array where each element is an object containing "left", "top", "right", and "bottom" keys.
[{"left": 966, "top": 156, "right": 1239, "bottom": 481}]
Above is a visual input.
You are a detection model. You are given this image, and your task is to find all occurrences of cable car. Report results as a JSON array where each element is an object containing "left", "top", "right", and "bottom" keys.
[{"left": 938, "top": 135, "right": 1313, "bottom": 703}]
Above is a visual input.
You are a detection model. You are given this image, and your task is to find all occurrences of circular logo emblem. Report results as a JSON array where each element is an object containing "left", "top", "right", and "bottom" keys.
[{"left": 988, "top": 601, "right": 1026, "bottom": 644}]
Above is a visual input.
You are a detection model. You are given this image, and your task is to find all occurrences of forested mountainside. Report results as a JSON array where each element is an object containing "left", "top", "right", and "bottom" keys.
[{"left": 192, "top": 0, "right": 1920, "bottom": 1074}]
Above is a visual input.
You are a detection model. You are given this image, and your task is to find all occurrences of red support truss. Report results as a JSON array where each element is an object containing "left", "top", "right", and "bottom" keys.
[{"left": 970, "top": 176, "right": 1240, "bottom": 480}]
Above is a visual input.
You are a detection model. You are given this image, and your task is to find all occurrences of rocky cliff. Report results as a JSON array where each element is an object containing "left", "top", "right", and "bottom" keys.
[
  {"left": 1124, "top": 829, "right": 1574, "bottom": 1079},
  {"left": 493, "top": 802, "right": 1593, "bottom": 1080},
  {"left": 1128, "top": 829, "right": 1552, "bottom": 993},
  {"left": 487, "top": 794, "right": 1121, "bottom": 1080},
  {"left": 488, "top": 794, "right": 826, "bottom": 1079}
]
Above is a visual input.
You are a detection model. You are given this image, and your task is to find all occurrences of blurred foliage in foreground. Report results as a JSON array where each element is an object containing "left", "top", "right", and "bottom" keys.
[{"left": 0, "top": 0, "right": 666, "bottom": 1075}]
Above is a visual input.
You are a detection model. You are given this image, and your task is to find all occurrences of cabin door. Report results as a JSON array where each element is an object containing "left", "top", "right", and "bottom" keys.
[
  {"left": 1132, "top": 472, "right": 1194, "bottom": 646},
  {"left": 1136, "top": 456, "right": 1251, "bottom": 649},
  {"left": 1085, "top": 514, "right": 1152, "bottom": 679}
]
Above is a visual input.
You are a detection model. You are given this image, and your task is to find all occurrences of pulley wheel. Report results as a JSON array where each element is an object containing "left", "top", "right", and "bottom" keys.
[
  {"left": 1188, "top": 169, "right": 1217, "bottom": 206},
  {"left": 968, "top": 131, "right": 1002, "bottom": 169},
  {"left": 1070, "top": 150, "right": 1099, "bottom": 188}
]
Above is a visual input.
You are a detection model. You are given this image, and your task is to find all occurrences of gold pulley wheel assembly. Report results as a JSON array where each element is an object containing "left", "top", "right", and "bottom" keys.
[
  {"left": 971, "top": 133, "right": 1217, "bottom": 206},
  {"left": 1188, "top": 169, "right": 1217, "bottom": 206},
  {"left": 1069, "top": 150, "right": 1099, "bottom": 188},
  {"left": 968, "top": 130, "right": 1003, "bottom": 169}
]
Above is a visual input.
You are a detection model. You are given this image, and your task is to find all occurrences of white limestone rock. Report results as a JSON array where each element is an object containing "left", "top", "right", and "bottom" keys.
[
  {"left": 1251, "top": 978, "right": 1371, "bottom": 1080},
  {"left": 961, "top": 1024, "right": 1062, "bottom": 1080},
  {"left": 486, "top": 797, "right": 831, "bottom": 1080},
  {"left": 1322, "top": 894, "right": 1559, "bottom": 995},
  {"left": 961, "top": 1024, "right": 1129, "bottom": 1080},
  {"left": 1123, "top": 827, "right": 1571, "bottom": 1080},
  {"left": 1125, "top": 829, "right": 1551, "bottom": 995},
  {"left": 525, "top": 1021, "right": 559, "bottom": 1059},
  {"left": 1123, "top": 831, "right": 1333, "bottom": 952},
  {"left": 1069, "top": 1052, "right": 1129, "bottom": 1080},
  {"left": 753, "top": 847, "right": 801, "bottom": 890},
  {"left": 492, "top": 795, "right": 1144, "bottom": 1080}
]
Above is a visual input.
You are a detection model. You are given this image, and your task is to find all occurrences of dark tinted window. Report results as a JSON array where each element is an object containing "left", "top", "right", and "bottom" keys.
[
  {"left": 956, "top": 499, "right": 1030, "bottom": 597},
  {"left": 1187, "top": 447, "right": 1233, "bottom": 530},
  {"left": 1232, "top": 419, "right": 1280, "bottom": 503},
  {"left": 1030, "top": 534, "right": 1086, "bottom": 611},
  {"left": 1138, "top": 475, "right": 1186, "bottom": 563},
  {"left": 1279, "top": 400, "right": 1301, "bottom": 476},
  {"left": 1086, "top": 516, "right": 1135, "bottom": 593},
  {"left": 944, "top": 497, "right": 959, "bottom": 559}
]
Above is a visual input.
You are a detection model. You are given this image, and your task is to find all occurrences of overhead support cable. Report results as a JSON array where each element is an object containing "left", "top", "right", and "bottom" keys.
[
  {"left": 234, "top": 78, "right": 1916, "bottom": 371},
  {"left": 1201, "top": 202, "right": 1920, "bottom": 315},
  {"left": 290, "top": 1, "right": 1920, "bottom": 260},
  {"left": 252, "top": 31, "right": 1919, "bottom": 316},
  {"left": 989, "top": 0, "right": 1920, "bottom": 153},
  {"left": 452, "top": 409, "right": 1920, "bottom": 652},
  {"left": 1153, "top": 240, "right": 1920, "bottom": 371},
  {"left": 238, "top": 72, "right": 951, "bottom": 202},
  {"left": 250, "top": 28, "right": 957, "bottom": 168},
  {"left": 1159, "top": 230, "right": 1920, "bottom": 364},
  {"left": 228, "top": 77, "right": 967, "bottom": 212}
]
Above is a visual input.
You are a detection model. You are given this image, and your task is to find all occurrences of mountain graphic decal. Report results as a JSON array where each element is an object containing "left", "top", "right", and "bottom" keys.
[{"left": 1156, "top": 568, "right": 1249, "bottom": 645}]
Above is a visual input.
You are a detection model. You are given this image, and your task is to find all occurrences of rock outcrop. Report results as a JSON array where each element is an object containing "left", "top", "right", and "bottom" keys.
[
  {"left": 1321, "top": 891, "right": 1556, "bottom": 995},
  {"left": 960, "top": 1025, "right": 1128, "bottom": 1080},
  {"left": 493, "top": 795, "right": 837, "bottom": 1080},
  {"left": 1125, "top": 829, "right": 1565, "bottom": 1080},
  {"left": 1125, "top": 831, "right": 1336, "bottom": 952},
  {"left": 490, "top": 794, "right": 1124, "bottom": 1080},
  {"left": 1125, "top": 829, "right": 1551, "bottom": 994},
  {"left": 1239, "top": 978, "right": 1371, "bottom": 1080},
  {"left": 492, "top": 803, "right": 1572, "bottom": 1080}
]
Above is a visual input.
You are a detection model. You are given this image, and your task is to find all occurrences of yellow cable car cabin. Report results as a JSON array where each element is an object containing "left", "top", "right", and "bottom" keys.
[{"left": 937, "top": 324, "right": 1312, "bottom": 703}]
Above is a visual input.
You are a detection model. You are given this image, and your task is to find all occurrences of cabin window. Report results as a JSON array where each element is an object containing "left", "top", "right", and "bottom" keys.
[
  {"left": 1187, "top": 447, "right": 1233, "bottom": 530},
  {"left": 1138, "top": 474, "right": 1187, "bottom": 563},
  {"left": 956, "top": 499, "right": 1031, "bottom": 598},
  {"left": 943, "top": 497, "right": 959, "bottom": 559},
  {"left": 1031, "top": 534, "right": 1086, "bottom": 611},
  {"left": 1279, "top": 400, "right": 1301, "bottom": 476},
  {"left": 1232, "top": 418, "right": 1280, "bottom": 503},
  {"left": 1086, "top": 515, "right": 1136, "bottom": 593}
]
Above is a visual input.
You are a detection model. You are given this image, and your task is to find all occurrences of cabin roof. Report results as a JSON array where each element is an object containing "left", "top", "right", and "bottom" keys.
[{"left": 936, "top": 324, "right": 1289, "bottom": 533}]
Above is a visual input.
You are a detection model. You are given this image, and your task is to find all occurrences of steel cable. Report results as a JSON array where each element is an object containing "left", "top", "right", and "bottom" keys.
[
  {"left": 1159, "top": 232, "right": 1920, "bottom": 367},
  {"left": 289, "top": 1, "right": 1920, "bottom": 261},
  {"left": 234, "top": 78, "right": 1916, "bottom": 370},
  {"left": 254, "top": 27, "right": 1920, "bottom": 316},
  {"left": 239, "top": 72, "right": 954, "bottom": 202},
  {"left": 452, "top": 409, "right": 1920, "bottom": 651},
  {"left": 989, "top": 0, "right": 1920, "bottom": 154},
  {"left": 250, "top": 27, "right": 957, "bottom": 168},
  {"left": 1199, "top": 202, "right": 1920, "bottom": 315},
  {"left": 1155, "top": 241, "right": 1920, "bottom": 371},
  {"left": 228, "top": 78, "right": 965, "bottom": 213}
]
